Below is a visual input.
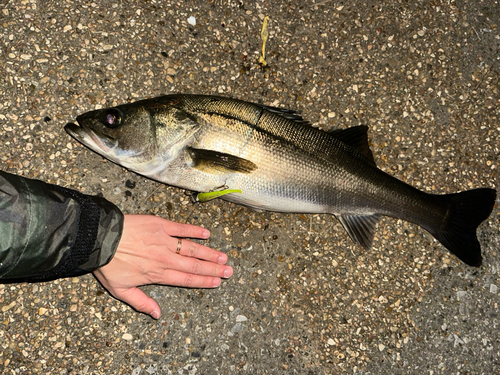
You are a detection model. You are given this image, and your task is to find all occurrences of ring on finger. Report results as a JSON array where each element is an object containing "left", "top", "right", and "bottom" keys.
[{"left": 176, "top": 238, "right": 182, "bottom": 254}]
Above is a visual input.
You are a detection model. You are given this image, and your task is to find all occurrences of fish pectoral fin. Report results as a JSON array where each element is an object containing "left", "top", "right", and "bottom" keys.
[
  {"left": 336, "top": 213, "right": 381, "bottom": 249},
  {"left": 329, "top": 126, "right": 376, "bottom": 167},
  {"left": 187, "top": 147, "right": 258, "bottom": 174}
]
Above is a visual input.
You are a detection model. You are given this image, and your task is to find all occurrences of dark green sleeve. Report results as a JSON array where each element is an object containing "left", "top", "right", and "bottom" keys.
[{"left": 0, "top": 170, "right": 124, "bottom": 281}]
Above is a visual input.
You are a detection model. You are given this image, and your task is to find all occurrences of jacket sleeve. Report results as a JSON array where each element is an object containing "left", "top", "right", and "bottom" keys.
[{"left": 0, "top": 170, "right": 124, "bottom": 282}]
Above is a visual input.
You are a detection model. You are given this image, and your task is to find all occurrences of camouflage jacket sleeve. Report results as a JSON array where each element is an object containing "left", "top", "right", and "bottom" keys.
[{"left": 0, "top": 170, "right": 123, "bottom": 282}]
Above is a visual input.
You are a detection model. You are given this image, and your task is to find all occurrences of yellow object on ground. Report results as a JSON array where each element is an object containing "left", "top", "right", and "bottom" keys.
[{"left": 258, "top": 16, "right": 269, "bottom": 66}]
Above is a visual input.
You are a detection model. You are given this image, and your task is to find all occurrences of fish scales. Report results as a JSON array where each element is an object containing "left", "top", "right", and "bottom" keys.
[
  {"left": 179, "top": 98, "right": 437, "bottom": 222},
  {"left": 186, "top": 112, "right": 331, "bottom": 212}
]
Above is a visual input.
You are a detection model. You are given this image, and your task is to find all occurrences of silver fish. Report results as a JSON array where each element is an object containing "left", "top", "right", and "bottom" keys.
[{"left": 65, "top": 94, "right": 496, "bottom": 266}]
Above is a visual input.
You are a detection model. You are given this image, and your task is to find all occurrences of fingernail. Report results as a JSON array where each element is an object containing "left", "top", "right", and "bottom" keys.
[
  {"left": 202, "top": 229, "right": 210, "bottom": 238},
  {"left": 224, "top": 267, "right": 233, "bottom": 278},
  {"left": 150, "top": 310, "right": 160, "bottom": 319},
  {"left": 213, "top": 278, "right": 221, "bottom": 287},
  {"left": 218, "top": 254, "right": 227, "bottom": 264}
]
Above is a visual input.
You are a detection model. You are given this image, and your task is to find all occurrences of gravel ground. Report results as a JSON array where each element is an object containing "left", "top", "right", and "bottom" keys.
[{"left": 1, "top": 0, "right": 499, "bottom": 374}]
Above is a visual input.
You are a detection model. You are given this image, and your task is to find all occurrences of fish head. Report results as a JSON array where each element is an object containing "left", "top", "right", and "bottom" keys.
[{"left": 65, "top": 101, "right": 199, "bottom": 175}]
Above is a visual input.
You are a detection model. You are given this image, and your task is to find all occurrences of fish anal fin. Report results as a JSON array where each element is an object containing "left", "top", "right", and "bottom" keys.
[
  {"left": 188, "top": 147, "right": 258, "bottom": 174},
  {"left": 336, "top": 213, "right": 381, "bottom": 249},
  {"left": 329, "top": 126, "right": 376, "bottom": 166}
]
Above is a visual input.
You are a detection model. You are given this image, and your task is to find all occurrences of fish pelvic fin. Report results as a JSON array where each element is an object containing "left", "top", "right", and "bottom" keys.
[
  {"left": 187, "top": 147, "right": 258, "bottom": 174},
  {"left": 336, "top": 213, "right": 382, "bottom": 249},
  {"left": 425, "top": 188, "right": 496, "bottom": 267}
]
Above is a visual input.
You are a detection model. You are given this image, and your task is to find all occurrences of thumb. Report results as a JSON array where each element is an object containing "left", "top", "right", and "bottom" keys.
[{"left": 115, "top": 287, "right": 162, "bottom": 319}]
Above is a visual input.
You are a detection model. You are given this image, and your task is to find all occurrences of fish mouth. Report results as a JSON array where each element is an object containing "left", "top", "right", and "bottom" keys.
[
  {"left": 65, "top": 119, "right": 164, "bottom": 176},
  {"left": 64, "top": 121, "right": 118, "bottom": 153}
]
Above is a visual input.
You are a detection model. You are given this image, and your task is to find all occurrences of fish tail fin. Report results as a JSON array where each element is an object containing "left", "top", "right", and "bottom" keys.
[{"left": 426, "top": 188, "right": 496, "bottom": 267}]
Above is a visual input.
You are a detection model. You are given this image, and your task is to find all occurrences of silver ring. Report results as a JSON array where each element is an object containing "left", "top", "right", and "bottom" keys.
[{"left": 176, "top": 239, "right": 182, "bottom": 254}]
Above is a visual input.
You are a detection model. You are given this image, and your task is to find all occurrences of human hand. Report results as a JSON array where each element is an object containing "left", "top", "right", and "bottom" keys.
[{"left": 93, "top": 214, "right": 233, "bottom": 319}]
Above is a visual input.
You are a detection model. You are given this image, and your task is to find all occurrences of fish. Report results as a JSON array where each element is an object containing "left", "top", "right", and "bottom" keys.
[{"left": 65, "top": 94, "right": 496, "bottom": 267}]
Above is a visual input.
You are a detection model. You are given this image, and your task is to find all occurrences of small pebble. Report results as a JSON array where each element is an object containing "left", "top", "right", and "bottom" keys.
[
  {"left": 236, "top": 315, "right": 247, "bottom": 322},
  {"left": 122, "top": 333, "right": 133, "bottom": 341}
]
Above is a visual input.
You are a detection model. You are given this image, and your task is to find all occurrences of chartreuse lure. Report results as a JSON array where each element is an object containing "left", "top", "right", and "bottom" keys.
[{"left": 196, "top": 189, "right": 242, "bottom": 203}]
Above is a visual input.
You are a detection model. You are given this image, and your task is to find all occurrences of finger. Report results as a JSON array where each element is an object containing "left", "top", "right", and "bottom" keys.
[
  {"left": 175, "top": 238, "right": 228, "bottom": 264},
  {"left": 156, "top": 269, "right": 223, "bottom": 288},
  {"left": 159, "top": 218, "right": 210, "bottom": 239},
  {"left": 168, "top": 256, "right": 233, "bottom": 279},
  {"left": 114, "top": 287, "right": 162, "bottom": 319}
]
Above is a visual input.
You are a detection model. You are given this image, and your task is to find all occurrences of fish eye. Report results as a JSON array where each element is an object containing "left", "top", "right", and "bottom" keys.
[{"left": 101, "top": 108, "right": 123, "bottom": 128}]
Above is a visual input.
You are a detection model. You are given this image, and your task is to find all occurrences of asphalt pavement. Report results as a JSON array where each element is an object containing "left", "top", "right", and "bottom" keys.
[{"left": 1, "top": 1, "right": 499, "bottom": 374}]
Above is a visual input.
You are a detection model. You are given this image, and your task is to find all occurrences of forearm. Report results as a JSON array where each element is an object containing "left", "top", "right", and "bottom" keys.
[{"left": 0, "top": 171, "right": 123, "bottom": 281}]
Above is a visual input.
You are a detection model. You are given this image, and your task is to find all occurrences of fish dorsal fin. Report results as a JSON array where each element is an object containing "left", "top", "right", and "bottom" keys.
[
  {"left": 335, "top": 214, "right": 381, "bottom": 249},
  {"left": 329, "top": 126, "right": 376, "bottom": 166},
  {"left": 259, "top": 105, "right": 310, "bottom": 125},
  {"left": 187, "top": 147, "right": 258, "bottom": 174}
]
